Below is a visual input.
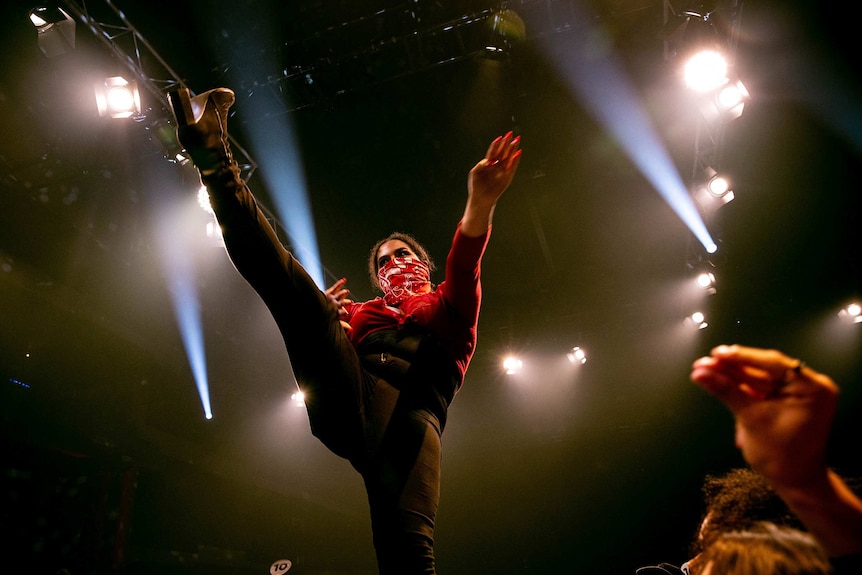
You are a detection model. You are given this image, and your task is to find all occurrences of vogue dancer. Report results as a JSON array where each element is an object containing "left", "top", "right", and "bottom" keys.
[{"left": 168, "top": 87, "right": 521, "bottom": 574}]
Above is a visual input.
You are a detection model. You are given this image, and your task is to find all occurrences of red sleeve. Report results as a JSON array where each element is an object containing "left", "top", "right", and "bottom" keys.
[{"left": 437, "top": 222, "right": 490, "bottom": 327}]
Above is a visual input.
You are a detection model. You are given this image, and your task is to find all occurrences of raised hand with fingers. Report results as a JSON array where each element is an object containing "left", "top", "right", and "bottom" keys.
[
  {"left": 690, "top": 344, "right": 862, "bottom": 560},
  {"left": 690, "top": 344, "right": 836, "bottom": 485},
  {"left": 462, "top": 132, "right": 522, "bottom": 236}
]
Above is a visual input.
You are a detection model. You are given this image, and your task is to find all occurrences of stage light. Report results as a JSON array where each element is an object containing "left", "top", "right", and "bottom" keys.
[
  {"left": 95, "top": 76, "right": 141, "bottom": 119},
  {"left": 706, "top": 173, "right": 730, "bottom": 197},
  {"left": 484, "top": 10, "right": 524, "bottom": 60},
  {"left": 838, "top": 302, "right": 862, "bottom": 324},
  {"left": 715, "top": 80, "right": 749, "bottom": 118},
  {"left": 695, "top": 271, "right": 716, "bottom": 291},
  {"left": 566, "top": 346, "right": 587, "bottom": 365},
  {"left": 29, "top": 6, "right": 75, "bottom": 58},
  {"left": 688, "top": 256, "right": 718, "bottom": 295},
  {"left": 684, "top": 49, "right": 728, "bottom": 93},
  {"left": 686, "top": 311, "right": 708, "bottom": 330},
  {"left": 503, "top": 356, "right": 523, "bottom": 375},
  {"left": 696, "top": 78, "right": 750, "bottom": 123},
  {"left": 683, "top": 46, "right": 750, "bottom": 123},
  {"left": 694, "top": 167, "right": 734, "bottom": 212},
  {"left": 290, "top": 391, "right": 305, "bottom": 406}
]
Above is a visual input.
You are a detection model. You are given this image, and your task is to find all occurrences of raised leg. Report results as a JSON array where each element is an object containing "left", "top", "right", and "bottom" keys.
[{"left": 167, "top": 87, "right": 236, "bottom": 174}]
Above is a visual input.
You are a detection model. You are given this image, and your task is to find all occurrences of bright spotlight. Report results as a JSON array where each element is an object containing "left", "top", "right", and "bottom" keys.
[
  {"left": 566, "top": 346, "right": 587, "bottom": 365},
  {"left": 503, "top": 356, "right": 523, "bottom": 375},
  {"left": 95, "top": 77, "right": 141, "bottom": 118},
  {"left": 686, "top": 311, "right": 708, "bottom": 330},
  {"left": 838, "top": 302, "right": 862, "bottom": 324},
  {"left": 684, "top": 49, "right": 728, "bottom": 92},
  {"left": 697, "top": 78, "right": 750, "bottom": 123},
  {"left": 706, "top": 174, "right": 729, "bottom": 197},
  {"left": 716, "top": 80, "right": 749, "bottom": 118},
  {"left": 696, "top": 271, "right": 716, "bottom": 290},
  {"left": 290, "top": 391, "right": 305, "bottom": 406},
  {"left": 694, "top": 167, "right": 735, "bottom": 212}
]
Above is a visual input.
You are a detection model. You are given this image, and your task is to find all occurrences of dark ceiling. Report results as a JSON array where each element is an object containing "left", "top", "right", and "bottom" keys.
[{"left": 1, "top": 1, "right": 861, "bottom": 574}]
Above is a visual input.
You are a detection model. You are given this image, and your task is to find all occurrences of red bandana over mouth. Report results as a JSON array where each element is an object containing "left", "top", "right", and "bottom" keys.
[{"left": 377, "top": 257, "right": 431, "bottom": 306}]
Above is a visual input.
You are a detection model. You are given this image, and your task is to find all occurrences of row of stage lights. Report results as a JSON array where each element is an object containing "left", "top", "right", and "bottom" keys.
[
  {"left": 500, "top": 300, "right": 862, "bottom": 380},
  {"left": 500, "top": 18, "right": 861, "bottom": 375},
  {"left": 676, "top": 44, "right": 860, "bottom": 332},
  {"left": 677, "top": 9, "right": 745, "bottom": 332},
  {"left": 683, "top": 46, "right": 747, "bottom": 211}
]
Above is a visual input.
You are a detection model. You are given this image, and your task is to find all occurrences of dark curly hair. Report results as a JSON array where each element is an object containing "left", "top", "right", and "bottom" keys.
[
  {"left": 689, "top": 468, "right": 803, "bottom": 559},
  {"left": 367, "top": 232, "right": 435, "bottom": 292}
]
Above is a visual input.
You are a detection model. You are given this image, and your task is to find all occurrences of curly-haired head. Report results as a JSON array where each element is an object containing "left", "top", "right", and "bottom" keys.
[
  {"left": 367, "top": 232, "right": 435, "bottom": 292},
  {"left": 689, "top": 468, "right": 803, "bottom": 558}
]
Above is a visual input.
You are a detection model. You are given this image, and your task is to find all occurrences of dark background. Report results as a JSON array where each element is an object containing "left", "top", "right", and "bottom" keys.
[{"left": 1, "top": 1, "right": 860, "bottom": 574}]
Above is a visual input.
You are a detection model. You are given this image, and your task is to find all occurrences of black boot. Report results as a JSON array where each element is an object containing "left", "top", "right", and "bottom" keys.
[{"left": 167, "top": 87, "right": 236, "bottom": 175}]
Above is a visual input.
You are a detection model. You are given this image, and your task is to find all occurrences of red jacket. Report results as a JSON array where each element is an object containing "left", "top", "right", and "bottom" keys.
[{"left": 343, "top": 224, "right": 490, "bottom": 384}]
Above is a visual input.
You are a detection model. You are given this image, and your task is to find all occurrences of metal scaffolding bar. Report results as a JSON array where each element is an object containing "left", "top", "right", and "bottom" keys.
[{"left": 58, "top": 0, "right": 258, "bottom": 181}]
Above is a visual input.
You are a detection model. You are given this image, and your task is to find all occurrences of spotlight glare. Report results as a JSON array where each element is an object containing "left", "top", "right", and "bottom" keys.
[
  {"left": 567, "top": 346, "right": 587, "bottom": 365},
  {"left": 696, "top": 271, "right": 716, "bottom": 289},
  {"left": 684, "top": 50, "right": 728, "bottom": 92},
  {"left": 838, "top": 302, "right": 862, "bottom": 324},
  {"left": 503, "top": 356, "right": 523, "bottom": 375},
  {"left": 707, "top": 175, "right": 729, "bottom": 196},
  {"left": 717, "top": 83, "right": 742, "bottom": 110},
  {"left": 95, "top": 77, "right": 141, "bottom": 118},
  {"left": 687, "top": 311, "right": 708, "bottom": 329},
  {"left": 107, "top": 86, "right": 133, "bottom": 112},
  {"left": 291, "top": 391, "right": 305, "bottom": 406}
]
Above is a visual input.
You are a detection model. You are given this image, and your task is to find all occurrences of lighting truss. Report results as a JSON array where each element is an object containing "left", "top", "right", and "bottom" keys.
[
  {"left": 669, "top": 0, "right": 745, "bottom": 301},
  {"left": 224, "top": 0, "right": 612, "bottom": 113},
  {"left": 56, "top": 0, "right": 257, "bottom": 181}
]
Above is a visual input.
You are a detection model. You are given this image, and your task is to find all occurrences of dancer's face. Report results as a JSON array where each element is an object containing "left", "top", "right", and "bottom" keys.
[{"left": 376, "top": 240, "right": 419, "bottom": 270}]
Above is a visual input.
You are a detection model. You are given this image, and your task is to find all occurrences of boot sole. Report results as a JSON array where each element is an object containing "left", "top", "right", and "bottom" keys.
[{"left": 167, "top": 88, "right": 194, "bottom": 127}]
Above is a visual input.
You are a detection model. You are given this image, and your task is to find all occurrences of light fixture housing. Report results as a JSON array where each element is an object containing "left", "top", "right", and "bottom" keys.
[
  {"left": 694, "top": 166, "right": 735, "bottom": 212},
  {"left": 95, "top": 76, "right": 142, "bottom": 119},
  {"left": 29, "top": 6, "right": 76, "bottom": 58},
  {"left": 686, "top": 311, "right": 709, "bottom": 330},
  {"left": 838, "top": 303, "right": 862, "bottom": 324}
]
